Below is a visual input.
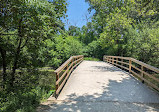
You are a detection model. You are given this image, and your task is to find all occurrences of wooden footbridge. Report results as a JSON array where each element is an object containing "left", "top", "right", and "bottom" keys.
[{"left": 39, "top": 55, "right": 159, "bottom": 112}]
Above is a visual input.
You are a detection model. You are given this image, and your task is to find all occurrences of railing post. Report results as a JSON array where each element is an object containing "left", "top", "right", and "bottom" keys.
[
  {"left": 55, "top": 73, "right": 59, "bottom": 98},
  {"left": 75, "top": 57, "right": 77, "bottom": 65},
  {"left": 121, "top": 59, "right": 123, "bottom": 66},
  {"left": 67, "top": 62, "right": 69, "bottom": 74},
  {"left": 72, "top": 57, "right": 74, "bottom": 67},
  {"left": 110, "top": 57, "right": 112, "bottom": 63},
  {"left": 112, "top": 57, "right": 114, "bottom": 64},
  {"left": 103, "top": 56, "right": 105, "bottom": 61},
  {"left": 141, "top": 66, "right": 144, "bottom": 83},
  {"left": 129, "top": 59, "right": 132, "bottom": 73},
  {"left": 116, "top": 58, "right": 118, "bottom": 64}
]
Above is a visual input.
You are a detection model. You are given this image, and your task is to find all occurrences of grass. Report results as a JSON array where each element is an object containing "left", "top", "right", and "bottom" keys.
[
  {"left": 0, "top": 69, "right": 56, "bottom": 112},
  {"left": 84, "top": 57, "right": 100, "bottom": 61}
]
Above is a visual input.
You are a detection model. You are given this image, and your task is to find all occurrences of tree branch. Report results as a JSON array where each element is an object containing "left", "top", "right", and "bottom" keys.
[{"left": 20, "top": 37, "right": 29, "bottom": 49}]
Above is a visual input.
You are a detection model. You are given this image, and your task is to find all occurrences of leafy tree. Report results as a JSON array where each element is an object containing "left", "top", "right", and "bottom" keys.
[
  {"left": 68, "top": 25, "right": 81, "bottom": 36},
  {"left": 85, "top": 0, "right": 159, "bottom": 68},
  {"left": 39, "top": 34, "right": 83, "bottom": 68},
  {"left": 65, "top": 36, "right": 83, "bottom": 57},
  {"left": 84, "top": 40, "right": 105, "bottom": 59},
  {"left": 80, "top": 22, "right": 97, "bottom": 44},
  {"left": 0, "top": 0, "right": 67, "bottom": 87}
]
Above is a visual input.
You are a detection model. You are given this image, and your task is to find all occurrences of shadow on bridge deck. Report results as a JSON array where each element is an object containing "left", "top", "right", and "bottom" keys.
[{"left": 37, "top": 61, "right": 159, "bottom": 112}]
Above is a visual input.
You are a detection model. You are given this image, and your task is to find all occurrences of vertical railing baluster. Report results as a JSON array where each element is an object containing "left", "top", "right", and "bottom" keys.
[
  {"left": 121, "top": 59, "right": 123, "bottom": 66},
  {"left": 116, "top": 58, "right": 118, "bottom": 64},
  {"left": 129, "top": 59, "right": 132, "bottom": 73},
  {"left": 141, "top": 66, "right": 144, "bottom": 83},
  {"left": 111, "top": 57, "right": 112, "bottom": 63},
  {"left": 55, "top": 73, "right": 59, "bottom": 98}
]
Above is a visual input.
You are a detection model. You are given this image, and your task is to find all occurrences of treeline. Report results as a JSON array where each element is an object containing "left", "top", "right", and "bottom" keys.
[
  {"left": 0, "top": 0, "right": 159, "bottom": 111},
  {"left": 74, "top": 0, "right": 159, "bottom": 67},
  {"left": 64, "top": 0, "right": 159, "bottom": 68}
]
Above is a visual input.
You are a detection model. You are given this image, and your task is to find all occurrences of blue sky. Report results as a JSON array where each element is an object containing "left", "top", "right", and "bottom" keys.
[{"left": 63, "top": 0, "right": 93, "bottom": 29}]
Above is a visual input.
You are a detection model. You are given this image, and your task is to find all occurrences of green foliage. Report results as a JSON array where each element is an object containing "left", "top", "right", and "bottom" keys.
[
  {"left": 86, "top": 0, "right": 159, "bottom": 68},
  {"left": 0, "top": 0, "right": 67, "bottom": 87},
  {"left": 0, "top": 0, "right": 67, "bottom": 111},
  {"left": 83, "top": 40, "right": 105, "bottom": 59},
  {"left": 39, "top": 35, "right": 83, "bottom": 68},
  {"left": 80, "top": 22, "right": 98, "bottom": 44},
  {"left": 130, "top": 22, "right": 159, "bottom": 67},
  {"left": 68, "top": 26, "right": 81, "bottom": 36},
  {"left": 65, "top": 36, "right": 83, "bottom": 57},
  {"left": 84, "top": 57, "right": 100, "bottom": 61},
  {"left": 0, "top": 69, "right": 55, "bottom": 112}
]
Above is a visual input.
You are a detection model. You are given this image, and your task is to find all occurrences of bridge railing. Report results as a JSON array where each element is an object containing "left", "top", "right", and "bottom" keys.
[
  {"left": 54, "top": 55, "right": 84, "bottom": 98},
  {"left": 103, "top": 55, "right": 159, "bottom": 92}
]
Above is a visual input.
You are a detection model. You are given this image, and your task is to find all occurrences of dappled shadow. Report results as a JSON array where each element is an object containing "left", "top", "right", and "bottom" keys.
[
  {"left": 90, "top": 65, "right": 122, "bottom": 72},
  {"left": 37, "top": 61, "right": 159, "bottom": 112},
  {"left": 38, "top": 74, "right": 159, "bottom": 112}
]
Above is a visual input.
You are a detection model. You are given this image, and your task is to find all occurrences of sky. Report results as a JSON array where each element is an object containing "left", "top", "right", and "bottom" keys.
[{"left": 63, "top": 0, "right": 93, "bottom": 29}]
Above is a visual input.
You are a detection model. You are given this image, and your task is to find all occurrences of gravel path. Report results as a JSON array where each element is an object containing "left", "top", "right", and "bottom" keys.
[{"left": 38, "top": 61, "right": 159, "bottom": 112}]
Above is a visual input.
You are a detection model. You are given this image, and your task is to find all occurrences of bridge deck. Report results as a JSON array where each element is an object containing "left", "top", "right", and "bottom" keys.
[{"left": 40, "top": 61, "right": 159, "bottom": 112}]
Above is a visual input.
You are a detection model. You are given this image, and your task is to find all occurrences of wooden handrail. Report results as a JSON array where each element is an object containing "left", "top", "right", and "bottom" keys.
[
  {"left": 103, "top": 55, "right": 159, "bottom": 92},
  {"left": 54, "top": 55, "right": 84, "bottom": 98}
]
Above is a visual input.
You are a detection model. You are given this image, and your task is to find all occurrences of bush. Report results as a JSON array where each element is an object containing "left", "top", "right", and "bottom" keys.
[
  {"left": 84, "top": 57, "right": 100, "bottom": 61},
  {"left": 39, "top": 35, "right": 83, "bottom": 68},
  {"left": 84, "top": 41, "right": 105, "bottom": 60},
  {"left": 0, "top": 69, "right": 56, "bottom": 112}
]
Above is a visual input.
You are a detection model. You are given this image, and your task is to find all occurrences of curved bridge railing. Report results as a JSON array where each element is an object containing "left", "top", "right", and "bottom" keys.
[
  {"left": 54, "top": 55, "right": 84, "bottom": 98},
  {"left": 103, "top": 55, "right": 159, "bottom": 92}
]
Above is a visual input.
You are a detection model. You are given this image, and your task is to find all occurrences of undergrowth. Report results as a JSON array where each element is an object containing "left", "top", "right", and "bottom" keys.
[{"left": 0, "top": 69, "right": 55, "bottom": 112}]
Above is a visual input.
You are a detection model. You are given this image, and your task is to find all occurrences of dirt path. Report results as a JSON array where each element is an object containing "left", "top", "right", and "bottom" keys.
[{"left": 37, "top": 61, "right": 159, "bottom": 112}]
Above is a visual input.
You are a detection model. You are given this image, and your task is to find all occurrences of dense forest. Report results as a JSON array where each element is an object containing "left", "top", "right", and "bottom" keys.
[{"left": 0, "top": 0, "right": 159, "bottom": 111}]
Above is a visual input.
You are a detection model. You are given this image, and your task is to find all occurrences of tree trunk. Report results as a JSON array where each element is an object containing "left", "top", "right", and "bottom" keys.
[
  {"left": 0, "top": 47, "right": 7, "bottom": 83},
  {"left": 10, "top": 18, "right": 23, "bottom": 87},
  {"left": 10, "top": 50, "right": 20, "bottom": 87}
]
